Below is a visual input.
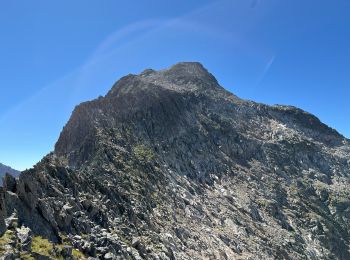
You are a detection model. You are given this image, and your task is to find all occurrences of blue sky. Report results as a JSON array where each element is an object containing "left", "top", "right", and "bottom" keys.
[{"left": 1, "top": 0, "right": 350, "bottom": 170}]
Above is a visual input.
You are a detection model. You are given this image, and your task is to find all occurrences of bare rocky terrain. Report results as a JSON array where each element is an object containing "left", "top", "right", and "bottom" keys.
[{"left": 0, "top": 62, "right": 349, "bottom": 259}]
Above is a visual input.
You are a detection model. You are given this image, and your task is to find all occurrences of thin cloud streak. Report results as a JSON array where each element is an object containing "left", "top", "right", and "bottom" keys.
[
  {"left": 0, "top": 0, "right": 226, "bottom": 125},
  {"left": 256, "top": 55, "right": 276, "bottom": 85}
]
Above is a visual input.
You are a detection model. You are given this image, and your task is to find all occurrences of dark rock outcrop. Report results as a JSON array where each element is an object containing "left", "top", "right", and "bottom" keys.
[{"left": 0, "top": 62, "right": 349, "bottom": 259}]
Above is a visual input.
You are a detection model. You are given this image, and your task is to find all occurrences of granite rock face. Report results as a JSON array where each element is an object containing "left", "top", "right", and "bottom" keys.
[{"left": 1, "top": 62, "right": 350, "bottom": 259}]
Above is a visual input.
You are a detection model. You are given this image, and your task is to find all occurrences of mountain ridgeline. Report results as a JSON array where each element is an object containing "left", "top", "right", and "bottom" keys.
[
  {"left": 0, "top": 62, "right": 349, "bottom": 259},
  {"left": 0, "top": 163, "right": 20, "bottom": 185}
]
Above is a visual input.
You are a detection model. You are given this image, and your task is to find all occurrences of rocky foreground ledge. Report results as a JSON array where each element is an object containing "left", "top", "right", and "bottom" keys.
[{"left": 0, "top": 62, "right": 349, "bottom": 259}]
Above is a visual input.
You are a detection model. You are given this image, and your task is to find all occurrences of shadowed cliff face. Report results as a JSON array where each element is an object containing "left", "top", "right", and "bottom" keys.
[{"left": 1, "top": 62, "right": 350, "bottom": 259}]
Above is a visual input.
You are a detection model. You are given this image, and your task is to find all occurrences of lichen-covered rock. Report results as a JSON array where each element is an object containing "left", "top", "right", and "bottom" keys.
[{"left": 16, "top": 226, "right": 32, "bottom": 251}]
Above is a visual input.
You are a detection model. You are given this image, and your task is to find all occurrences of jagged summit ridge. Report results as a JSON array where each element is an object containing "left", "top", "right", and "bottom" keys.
[
  {"left": 107, "top": 62, "right": 222, "bottom": 97},
  {"left": 1, "top": 62, "right": 349, "bottom": 259},
  {"left": 55, "top": 62, "right": 235, "bottom": 166},
  {"left": 162, "top": 62, "right": 219, "bottom": 85},
  {"left": 55, "top": 62, "right": 344, "bottom": 167}
]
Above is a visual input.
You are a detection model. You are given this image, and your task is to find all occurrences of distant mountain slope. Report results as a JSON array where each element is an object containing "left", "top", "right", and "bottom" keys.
[
  {"left": 0, "top": 62, "right": 349, "bottom": 259},
  {"left": 0, "top": 163, "right": 20, "bottom": 184}
]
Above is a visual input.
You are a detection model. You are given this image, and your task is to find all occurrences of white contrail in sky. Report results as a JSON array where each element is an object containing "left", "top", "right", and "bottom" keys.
[{"left": 257, "top": 54, "right": 276, "bottom": 85}]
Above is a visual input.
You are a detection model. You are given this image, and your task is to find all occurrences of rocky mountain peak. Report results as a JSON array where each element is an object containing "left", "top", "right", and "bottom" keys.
[
  {"left": 107, "top": 62, "right": 222, "bottom": 98},
  {"left": 2, "top": 62, "right": 350, "bottom": 259},
  {"left": 55, "top": 62, "right": 233, "bottom": 167},
  {"left": 55, "top": 63, "right": 345, "bottom": 169},
  {"left": 141, "top": 62, "right": 210, "bottom": 78},
  {"left": 162, "top": 61, "right": 219, "bottom": 83}
]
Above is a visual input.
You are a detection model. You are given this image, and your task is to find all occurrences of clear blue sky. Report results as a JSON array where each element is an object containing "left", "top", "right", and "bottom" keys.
[{"left": 1, "top": 0, "right": 349, "bottom": 170}]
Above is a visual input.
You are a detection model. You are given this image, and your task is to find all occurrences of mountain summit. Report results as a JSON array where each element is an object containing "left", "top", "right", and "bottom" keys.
[
  {"left": 1, "top": 62, "right": 349, "bottom": 259},
  {"left": 107, "top": 62, "right": 222, "bottom": 96}
]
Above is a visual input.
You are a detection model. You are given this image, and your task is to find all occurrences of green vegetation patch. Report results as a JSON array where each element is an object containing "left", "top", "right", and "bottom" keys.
[
  {"left": 0, "top": 230, "right": 15, "bottom": 253},
  {"left": 32, "top": 235, "right": 87, "bottom": 259},
  {"left": 133, "top": 144, "right": 154, "bottom": 162},
  {"left": 31, "top": 235, "right": 54, "bottom": 256},
  {"left": 72, "top": 248, "right": 86, "bottom": 259}
]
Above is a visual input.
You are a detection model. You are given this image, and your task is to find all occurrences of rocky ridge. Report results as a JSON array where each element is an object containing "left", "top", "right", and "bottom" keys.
[
  {"left": 0, "top": 62, "right": 349, "bottom": 259},
  {"left": 0, "top": 164, "right": 20, "bottom": 186}
]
